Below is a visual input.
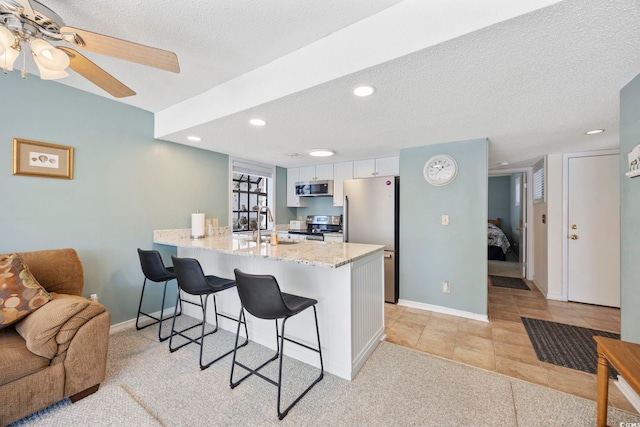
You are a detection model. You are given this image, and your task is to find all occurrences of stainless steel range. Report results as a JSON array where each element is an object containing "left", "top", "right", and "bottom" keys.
[{"left": 288, "top": 215, "right": 342, "bottom": 241}]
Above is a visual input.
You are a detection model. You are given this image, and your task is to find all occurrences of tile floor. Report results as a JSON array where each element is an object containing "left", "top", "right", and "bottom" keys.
[{"left": 384, "top": 276, "right": 638, "bottom": 414}]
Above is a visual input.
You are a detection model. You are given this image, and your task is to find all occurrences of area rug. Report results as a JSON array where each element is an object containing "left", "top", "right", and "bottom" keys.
[
  {"left": 489, "top": 275, "right": 530, "bottom": 290},
  {"left": 521, "top": 317, "right": 620, "bottom": 378}
]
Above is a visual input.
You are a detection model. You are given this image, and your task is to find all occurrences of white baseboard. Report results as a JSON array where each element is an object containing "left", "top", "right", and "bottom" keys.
[
  {"left": 109, "top": 307, "right": 177, "bottom": 334},
  {"left": 546, "top": 292, "right": 564, "bottom": 301},
  {"left": 529, "top": 279, "right": 564, "bottom": 301},
  {"left": 397, "top": 299, "right": 489, "bottom": 322},
  {"left": 616, "top": 376, "right": 640, "bottom": 413}
]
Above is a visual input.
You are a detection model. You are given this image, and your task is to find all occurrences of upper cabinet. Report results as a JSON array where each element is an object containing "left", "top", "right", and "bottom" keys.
[
  {"left": 353, "top": 156, "right": 399, "bottom": 178},
  {"left": 287, "top": 157, "right": 397, "bottom": 208},
  {"left": 286, "top": 167, "right": 308, "bottom": 207},
  {"left": 332, "top": 161, "right": 353, "bottom": 207},
  {"left": 299, "top": 164, "right": 333, "bottom": 181}
]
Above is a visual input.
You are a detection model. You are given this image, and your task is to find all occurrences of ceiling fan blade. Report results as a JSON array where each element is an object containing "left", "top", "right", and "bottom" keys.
[
  {"left": 60, "top": 26, "right": 180, "bottom": 73},
  {"left": 58, "top": 46, "right": 136, "bottom": 98}
]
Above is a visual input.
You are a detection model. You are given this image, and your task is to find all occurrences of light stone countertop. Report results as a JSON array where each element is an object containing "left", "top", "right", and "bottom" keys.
[{"left": 154, "top": 229, "right": 383, "bottom": 268}]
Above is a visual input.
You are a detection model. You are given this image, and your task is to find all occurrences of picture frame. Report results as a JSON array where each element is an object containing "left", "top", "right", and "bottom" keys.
[{"left": 12, "top": 138, "right": 74, "bottom": 179}]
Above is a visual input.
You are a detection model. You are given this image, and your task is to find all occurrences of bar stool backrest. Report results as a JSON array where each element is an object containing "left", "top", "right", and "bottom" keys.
[
  {"left": 172, "top": 256, "right": 217, "bottom": 294},
  {"left": 137, "top": 249, "right": 174, "bottom": 282},
  {"left": 233, "top": 269, "right": 291, "bottom": 320}
]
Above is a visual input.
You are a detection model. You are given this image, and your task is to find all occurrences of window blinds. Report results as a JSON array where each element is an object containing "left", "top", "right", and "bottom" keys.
[
  {"left": 231, "top": 159, "right": 274, "bottom": 179},
  {"left": 532, "top": 159, "right": 545, "bottom": 202}
]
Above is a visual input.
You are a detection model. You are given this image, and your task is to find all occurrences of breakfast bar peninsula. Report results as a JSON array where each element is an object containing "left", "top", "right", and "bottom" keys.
[{"left": 154, "top": 229, "right": 385, "bottom": 380}]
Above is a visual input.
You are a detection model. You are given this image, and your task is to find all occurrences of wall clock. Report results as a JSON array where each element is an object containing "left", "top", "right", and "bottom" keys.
[{"left": 423, "top": 154, "right": 458, "bottom": 186}]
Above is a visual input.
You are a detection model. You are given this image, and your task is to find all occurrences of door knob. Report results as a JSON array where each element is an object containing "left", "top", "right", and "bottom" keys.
[
  {"left": 569, "top": 234, "right": 579, "bottom": 240},
  {"left": 571, "top": 224, "right": 578, "bottom": 230}
]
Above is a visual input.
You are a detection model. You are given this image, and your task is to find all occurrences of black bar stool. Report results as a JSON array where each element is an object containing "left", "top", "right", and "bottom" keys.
[
  {"left": 169, "top": 256, "right": 248, "bottom": 370},
  {"left": 136, "top": 248, "right": 183, "bottom": 341},
  {"left": 230, "top": 268, "right": 324, "bottom": 420}
]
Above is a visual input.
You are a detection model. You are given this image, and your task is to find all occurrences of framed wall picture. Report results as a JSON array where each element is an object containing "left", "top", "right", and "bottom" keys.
[{"left": 12, "top": 138, "right": 74, "bottom": 179}]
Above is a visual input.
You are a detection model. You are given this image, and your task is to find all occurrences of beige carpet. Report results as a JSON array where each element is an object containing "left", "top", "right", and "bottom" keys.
[{"left": 10, "top": 316, "right": 640, "bottom": 427}]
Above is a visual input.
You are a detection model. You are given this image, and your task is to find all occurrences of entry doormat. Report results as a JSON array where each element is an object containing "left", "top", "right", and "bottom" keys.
[
  {"left": 489, "top": 275, "right": 530, "bottom": 291},
  {"left": 521, "top": 317, "right": 620, "bottom": 378}
]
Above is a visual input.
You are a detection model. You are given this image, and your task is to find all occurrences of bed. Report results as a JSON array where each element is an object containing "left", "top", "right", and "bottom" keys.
[{"left": 488, "top": 218, "right": 510, "bottom": 261}]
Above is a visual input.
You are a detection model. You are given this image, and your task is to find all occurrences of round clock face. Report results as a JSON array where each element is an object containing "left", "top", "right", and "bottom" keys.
[{"left": 423, "top": 155, "right": 458, "bottom": 186}]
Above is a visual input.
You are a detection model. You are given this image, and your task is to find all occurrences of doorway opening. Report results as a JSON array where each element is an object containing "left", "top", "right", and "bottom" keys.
[{"left": 488, "top": 169, "right": 531, "bottom": 279}]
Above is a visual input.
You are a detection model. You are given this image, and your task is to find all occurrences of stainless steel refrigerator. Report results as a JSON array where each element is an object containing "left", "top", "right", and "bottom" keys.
[{"left": 343, "top": 176, "right": 399, "bottom": 303}]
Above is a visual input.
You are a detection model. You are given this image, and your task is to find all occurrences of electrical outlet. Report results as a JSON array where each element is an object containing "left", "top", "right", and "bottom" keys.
[
  {"left": 441, "top": 214, "right": 449, "bottom": 226},
  {"left": 90, "top": 294, "right": 98, "bottom": 302},
  {"left": 442, "top": 281, "right": 450, "bottom": 293}
]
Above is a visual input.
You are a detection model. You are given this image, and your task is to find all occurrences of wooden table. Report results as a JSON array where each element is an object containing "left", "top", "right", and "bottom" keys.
[{"left": 594, "top": 336, "right": 640, "bottom": 427}]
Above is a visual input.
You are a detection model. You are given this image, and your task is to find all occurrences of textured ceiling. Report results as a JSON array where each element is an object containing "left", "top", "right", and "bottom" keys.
[{"left": 15, "top": 0, "right": 640, "bottom": 169}]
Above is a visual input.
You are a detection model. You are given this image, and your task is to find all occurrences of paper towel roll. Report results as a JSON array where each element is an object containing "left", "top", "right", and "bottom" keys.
[{"left": 191, "top": 212, "right": 205, "bottom": 238}]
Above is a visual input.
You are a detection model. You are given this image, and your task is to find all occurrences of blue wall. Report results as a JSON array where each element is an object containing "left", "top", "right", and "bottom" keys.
[
  {"left": 0, "top": 73, "right": 230, "bottom": 325},
  {"left": 399, "top": 138, "right": 488, "bottom": 315},
  {"left": 620, "top": 73, "right": 640, "bottom": 343},
  {"left": 488, "top": 176, "right": 512, "bottom": 241}
]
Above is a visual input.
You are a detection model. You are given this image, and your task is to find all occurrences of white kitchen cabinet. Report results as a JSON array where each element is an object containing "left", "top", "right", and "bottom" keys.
[
  {"left": 323, "top": 233, "right": 344, "bottom": 243},
  {"left": 286, "top": 167, "right": 308, "bottom": 207},
  {"left": 299, "top": 164, "right": 334, "bottom": 181},
  {"left": 376, "top": 156, "right": 400, "bottom": 176},
  {"left": 332, "top": 161, "right": 353, "bottom": 207},
  {"left": 276, "top": 231, "right": 306, "bottom": 241},
  {"left": 353, "top": 156, "right": 399, "bottom": 178}
]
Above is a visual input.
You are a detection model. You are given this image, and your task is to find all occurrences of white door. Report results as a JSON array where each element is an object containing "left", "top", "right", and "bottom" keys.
[
  {"left": 567, "top": 154, "right": 620, "bottom": 307},
  {"left": 518, "top": 173, "right": 527, "bottom": 277}
]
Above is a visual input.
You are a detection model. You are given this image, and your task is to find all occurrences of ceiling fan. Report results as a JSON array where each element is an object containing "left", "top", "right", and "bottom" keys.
[{"left": 0, "top": 0, "right": 180, "bottom": 98}]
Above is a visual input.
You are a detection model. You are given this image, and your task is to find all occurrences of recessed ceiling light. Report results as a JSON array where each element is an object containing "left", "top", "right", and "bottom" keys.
[
  {"left": 585, "top": 129, "right": 605, "bottom": 135},
  {"left": 249, "top": 118, "right": 267, "bottom": 126},
  {"left": 308, "top": 149, "right": 335, "bottom": 157},
  {"left": 500, "top": 162, "right": 510, "bottom": 166},
  {"left": 353, "top": 85, "right": 376, "bottom": 97},
  {"left": 187, "top": 136, "right": 202, "bottom": 142}
]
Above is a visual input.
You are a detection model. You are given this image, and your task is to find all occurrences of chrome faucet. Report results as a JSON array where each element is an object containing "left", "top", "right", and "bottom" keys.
[{"left": 256, "top": 206, "right": 274, "bottom": 244}]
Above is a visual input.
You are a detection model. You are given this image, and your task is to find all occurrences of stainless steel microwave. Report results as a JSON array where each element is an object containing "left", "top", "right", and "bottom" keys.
[{"left": 295, "top": 180, "right": 334, "bottom": 196}]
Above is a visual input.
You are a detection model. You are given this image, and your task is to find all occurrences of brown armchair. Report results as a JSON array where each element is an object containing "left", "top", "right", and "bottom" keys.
[{"left": 0, "top": 248, "right": 111, "bottom": 426}]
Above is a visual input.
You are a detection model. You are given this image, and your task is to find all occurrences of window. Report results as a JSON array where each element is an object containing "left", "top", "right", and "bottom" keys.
[
  {"left": 532, "top": 158, "right": 545, "bottom": 203},
  {"left": 515, "top": 176, "right": 521, "bottom": 207},
  {"left": 230, "top": 159, "right": 275, "bottom": 232}
]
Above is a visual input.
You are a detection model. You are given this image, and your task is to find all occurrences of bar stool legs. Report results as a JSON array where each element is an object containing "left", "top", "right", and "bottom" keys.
[
  {"left": 136, "top": 276, "right": 178, "bottom": 341},
  {"left": 230, "top": 305, "right": 324, "bottom": 420},
  {"left": 169, "top": 290, "right": 249, "bottom": 370}
]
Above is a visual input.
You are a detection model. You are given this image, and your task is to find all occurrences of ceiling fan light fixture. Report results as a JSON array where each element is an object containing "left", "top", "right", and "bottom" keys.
[
  {"left": 0, "top": 45, "right": 19, "bottom": 71},
  {"left": 0, "top": 26, "right": 19, "bottom": 71},
  {"left": 308, "top": 149, "right": 335, "bottom": 157},
  {"left": 33, "top": 60, "right": 69, "bottom": 80},
  {"left": 30, "top": 38, "right": 69, "bottom": 72},
  {"left": 0, "top": 26, "right": 15, "bottom": 50}
]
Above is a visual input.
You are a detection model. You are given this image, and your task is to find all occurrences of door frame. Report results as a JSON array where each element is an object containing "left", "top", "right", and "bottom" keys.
[
  {"left": 561, "top": 149, "right": 619, "bottom": 301},
  {"left": 488, "top": 167, "right": 534, "bottom": 280}
]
